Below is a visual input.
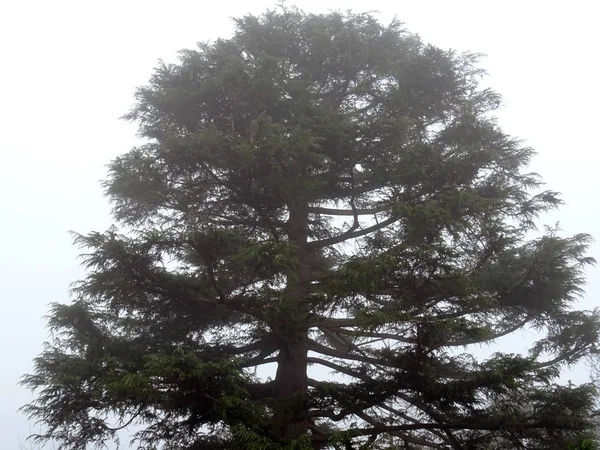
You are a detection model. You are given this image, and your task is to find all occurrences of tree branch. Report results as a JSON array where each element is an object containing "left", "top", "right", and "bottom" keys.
[
  {"left": 532, "top": 346, "right": 587, "bottom": 371},
  {"left": 308, "top": 407, "right": 365, "bottom": 422},
  {"left": 333, "top": 315, "right": 531, "bottom": 348},
  {"left": 377, "top": 403, "right": 451, "bottom": 445},
  {"left": 307, "top": 339, "right": 385, "bottom": 366},
  {"left": 394, "top": 393, "right": 463, "bottom": 448},
  {"left": 307, "top": 205, "right": 388, "bottom": 216},
  {"left": 308, "top": 216, "right": 397, "bottom": 249},
  {"left": 200, "top": 339, "right": 270, "bottom": 360},
  {"left": 306, "top": 357, "right": 370, "bottom": 381},
  {"left": 356, "top": 411, "right": 446, "bottom": 449},
  {"left": 310, "top": 317, "right": 361, "bottom": 328},
  {"left": 247, "top": 380, "right": 276, "bottom": 400},
  {"left": 239, "top": 356, "right": 279, "bottom": 368},
  {"left": 311, "top": 418, "right": 555, "bottom": 442}
]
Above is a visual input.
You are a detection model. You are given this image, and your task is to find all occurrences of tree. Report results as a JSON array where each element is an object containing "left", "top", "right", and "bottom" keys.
[{"left": 22, "top": 5, "right": 600, "bottom": 450}]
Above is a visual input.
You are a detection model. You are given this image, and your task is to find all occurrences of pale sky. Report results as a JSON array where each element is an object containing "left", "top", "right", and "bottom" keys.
[{"left": 1, "top": 1, "right": 599, "bottom": 448}]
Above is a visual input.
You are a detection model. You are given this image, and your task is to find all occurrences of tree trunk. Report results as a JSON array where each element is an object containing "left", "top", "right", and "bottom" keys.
[
  {"left": 273, "top": 330, "right": 310, "bottom": 441},
  {"left": 273, "top": 202, "right": 312, "bottom": 444}
]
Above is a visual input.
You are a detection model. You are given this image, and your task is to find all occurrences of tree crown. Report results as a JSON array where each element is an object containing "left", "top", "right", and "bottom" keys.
[{"left": 22, "top": 5, "right": 600, "bottom": 450}]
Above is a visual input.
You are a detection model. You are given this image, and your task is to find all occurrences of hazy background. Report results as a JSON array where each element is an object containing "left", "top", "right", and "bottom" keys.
[{"left": 1, "top": 0, "right": 598, "bottom": 447}]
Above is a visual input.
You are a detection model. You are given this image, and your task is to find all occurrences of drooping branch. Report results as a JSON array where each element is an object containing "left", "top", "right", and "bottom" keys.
[
  {"left": 106, "top": 406, "right": 145, "bottom": 432},
  {"left": 532, "top": 345, "right": 589, "bottom": 371}
]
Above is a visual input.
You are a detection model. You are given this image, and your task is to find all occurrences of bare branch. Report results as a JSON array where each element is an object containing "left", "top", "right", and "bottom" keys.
[
  {"left": 308, "top": 205, "right": 388, "bottom": 216},
  {"left": 308, "top": 216, "right": 397, "bottom": 249}
]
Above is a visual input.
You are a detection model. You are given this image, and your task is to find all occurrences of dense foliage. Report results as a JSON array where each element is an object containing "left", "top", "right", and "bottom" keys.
[{"left": 22, "top": 5, "right": 600, "bottom": 449}]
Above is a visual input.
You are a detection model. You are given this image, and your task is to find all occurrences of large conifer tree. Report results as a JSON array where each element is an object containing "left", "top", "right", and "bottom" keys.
[{"left": 23, "top": 5, "right": 600, "bottom": 449}]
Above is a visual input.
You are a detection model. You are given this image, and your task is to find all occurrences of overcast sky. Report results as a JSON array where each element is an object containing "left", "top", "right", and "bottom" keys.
[{"left": 1, "top": 1, "right": 598, "bottom": 448}]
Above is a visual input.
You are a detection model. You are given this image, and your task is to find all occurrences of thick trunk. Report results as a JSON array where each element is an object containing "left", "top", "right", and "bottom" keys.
[
  {"left": 273, "top": 330, "right": 310, "bottom": 441},
  {"left": 272, "top": 202, "right": 312, "bottom": 444}
]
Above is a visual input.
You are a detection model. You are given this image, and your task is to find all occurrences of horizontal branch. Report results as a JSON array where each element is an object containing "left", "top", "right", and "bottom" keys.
[
  {"left": 310, "top": 317, "right": 361, "bottom": 328},
  {"left": 308, "top": 216, "right": 397, "bottom": 249},
  {"left": 308, "top": 406, "right": 366, "bottom": 422},
  {"left": 311, "top": 418, "right": 556, "bottom": 442},
  {"left": 308, "top": 205, "right": 388, "bottom": 216},
  {"left": 334, "top": 315, "right": 531, "bottom": 348},
  {"left": 310, "top": 308, "right": 480, "bottom": 329},
  {"left": 247, "top": 380, "right": 276, "bottom": 400},
  {"left": 212, "top": 339, "right": 270, "bottom": 357},
  {"left": 238, "top": 356, "right": 278, "bottom": 368}
]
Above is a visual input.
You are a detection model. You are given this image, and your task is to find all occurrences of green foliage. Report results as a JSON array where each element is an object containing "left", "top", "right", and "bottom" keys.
[
  {"left": 567, "top": 439, "right": 598, "bottom": 450},
  {"left": 22, "top": 4, "right": 600, "bottom": 450}
]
